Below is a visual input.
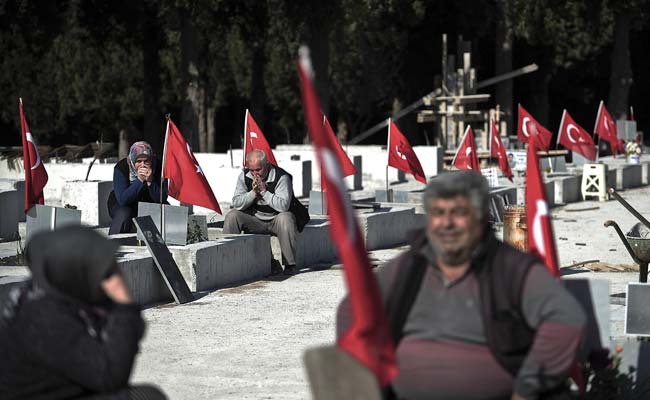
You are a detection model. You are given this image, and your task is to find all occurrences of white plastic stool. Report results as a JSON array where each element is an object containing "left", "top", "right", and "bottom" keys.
[{"left": 581, "top": 164, "right": 608, "bottom": 202}]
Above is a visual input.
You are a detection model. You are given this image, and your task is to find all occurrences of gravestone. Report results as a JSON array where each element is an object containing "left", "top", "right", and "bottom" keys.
[
  {"left": 309, "top": 190, "right": 327, "bottom": 215},
  {"left": 26, "top": 204, "right": 82, "bottom": 241},
  {"left": 133, "top": 216, "right": 194, "bottom": 304},
  {"left": 137, "top": 203, "right": 189, "bottom": 245},
  {"left": 564, "top": 279, "right": 611, "bottom": 354},
  {"left": 0, "top": 190, "right": 19, "bottom": 240},
  {"left": 626, "top": 283, "right": 650, "bottom": 336},
  {"left": 375, "top": 189, "right": 409, "bottom": 203},
  {"left": 304, "top": 345, "right": 382, "bottom": 400}
]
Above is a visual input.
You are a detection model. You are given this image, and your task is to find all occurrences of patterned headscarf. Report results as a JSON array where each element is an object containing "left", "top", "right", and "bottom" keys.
[{"left": 127, "top": 141, "right": 154, "bottom": 181}]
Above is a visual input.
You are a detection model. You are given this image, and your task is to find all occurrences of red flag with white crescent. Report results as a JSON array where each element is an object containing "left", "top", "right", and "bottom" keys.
[
  {"left": 387, "top": 120, "right": 426, "bottom": 183},
  {"left": 297, "top": 46, "right": 397, "bottom": 387},
  {"left": 557, "top": 110, "right": 597, "bottom": 161},
  {"left": 594, "top": 101, "right": 620, "bottom": 156},
  {"left": 164, "top": 118, "right": 222, "bottom": 213},
  {"left": 243, "top": 110, "right": 277, "bottom": 166},
  {"left": 321, "top": 115, "right": 357, "bottom": 192},
  {"left": 490, "top": 119, "right": 513, "bottom": 181},
  {"left": 452, "top": 126, "right": 480, "bottom": 171},
  {"left": 517, "top": 104, "right": 553, "bottom": 151},
  {"left": 19, "top": 99, "right": 48, "bottom": 214},
  {"left": 525, "top": 143, "right": 560, "bottom": 277}
]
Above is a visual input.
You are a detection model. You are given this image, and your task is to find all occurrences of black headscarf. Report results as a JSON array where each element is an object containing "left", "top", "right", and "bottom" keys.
[{"left": 25, "top": 226, "right": 120, "bottom": 304}]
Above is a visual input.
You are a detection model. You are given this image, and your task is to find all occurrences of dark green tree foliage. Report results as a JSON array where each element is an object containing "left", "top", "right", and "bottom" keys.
[{"left": 0, "top": 0, "right": 648, "bottom": 149}]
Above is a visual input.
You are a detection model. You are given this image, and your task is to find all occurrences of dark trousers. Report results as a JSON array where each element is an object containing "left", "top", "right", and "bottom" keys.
[
  {"left": 108, "top": 204, "right": 137, "bottom": 235},
  {"left": 80, "top": 384, "right": 167, "bottom": 400}
]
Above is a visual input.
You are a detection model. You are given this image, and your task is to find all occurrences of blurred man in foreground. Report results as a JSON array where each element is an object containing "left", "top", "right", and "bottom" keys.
[{"left": 337, "top": 172, "right": 585, "bottom": 400}]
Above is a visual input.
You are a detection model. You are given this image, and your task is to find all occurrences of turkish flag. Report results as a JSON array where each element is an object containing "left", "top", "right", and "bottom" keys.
[
  {"left": 243, "top": 109, "right": 277, "bottom": 166},
  {"left": 557, "top": 110, "right": 597, "bottom": 161},
  {"left": 517, "top": 104, "right": 553, "bottom": 151},
  {"left": 387, "top": 120, "right": 426, "bottom": 183},
  {"left": 490, "top": 120, "right": 513, "bottom": 181},
  {"left": 19, "top": 99, "right": 48, "bottom": 214},
  {"left": 298, "top": 46, "right": 397, "bottom": 387},
  {"left": 163, "top": 118, "right": 222, "bottom": 214},
  {"left": 452, "top": 125, "right": 480, "bottom": 171},
  {"left": 323, "top": 115, "right": 356, "bottom": 177},
  {"left": 525, "top": 144, "right": 560, "bottom": 277},
  {"left": 594, "top": 101, "right": 620, "bottom": 156},
  {"left": 321, "top": 115, "right": 357, "bottom": 192}
]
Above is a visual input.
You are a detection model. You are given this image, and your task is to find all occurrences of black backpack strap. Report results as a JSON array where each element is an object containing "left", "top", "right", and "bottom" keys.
[{"left": 385, "top": 252, "right": 428, "bottom": 346}]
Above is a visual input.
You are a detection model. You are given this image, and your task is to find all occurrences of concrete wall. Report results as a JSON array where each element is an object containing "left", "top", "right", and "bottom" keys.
[{"left": 169, "top": 234, "right": 272, "bottom": 292}]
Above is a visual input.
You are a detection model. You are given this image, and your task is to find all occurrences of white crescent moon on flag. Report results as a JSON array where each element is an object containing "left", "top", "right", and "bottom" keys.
[
  {"left": 26, "top": 132, "right": 41, "bottom": 170},
  {"left": 567, "top": 124, "right": 580, "bottom": 143},
  {"left": 395, "top": 145, "right": 407, "bottom": 160},
  {"left": 532, "top": 199, "right": 549, "bottom": 257},
  {"left": 321, "top": 148, "right": 356, "bottom": 242},
  {"left": 493, "top": 135, "right": 501, "bottom": 149},
  {"left": 465, "top": 147, "right": 473, "bottom": 169},
  {"left": 522, "top": 117, "right": 531, "bottom": 138},
  {"left": 186, "top": 143, "right": 203, "bottom": 174}
]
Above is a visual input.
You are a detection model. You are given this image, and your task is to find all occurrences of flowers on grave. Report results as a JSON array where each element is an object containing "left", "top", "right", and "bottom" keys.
[{"left": 625, "top": 141, "right": 641, "bottom": 156}]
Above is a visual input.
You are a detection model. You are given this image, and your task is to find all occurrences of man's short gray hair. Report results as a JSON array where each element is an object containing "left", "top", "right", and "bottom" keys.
[
  {"left": 423, "top": 171, "right": 490, "bottom": 221},
  {"left": 245, "top": 149, "right": 269, "bottom": 166}
]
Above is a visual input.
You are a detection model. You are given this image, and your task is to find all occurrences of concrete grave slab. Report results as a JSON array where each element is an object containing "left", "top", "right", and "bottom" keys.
[
  {"left": 359, "top": 207, "right": 415, "bottom": 250},
  {"left": 0, "top": 179, "right": 25, "bottom": 222},
  {"left": 26, "top": 204, "right": 81, "bottom": 241},
  {"left": 116, "top": 247, "right": 172, "bottom": 306},
  {"left": 553, "top": 175, "right": 583, "bottom": 205},
  {"left": 642, "top": 162, "right": 650, "bottom": 185},
  {"left": 0, "top": 190, "right": 20, "bottom": 241},
  {"left": 617, "top": 164, "right": 643, "bottom": 190},
  {"left": 169, "top": 234, "right": 272, "bottom": 292},
  {"left": 270, "top": 218, "right": 337, "bottom": 269},
  {"left": 563, "top": 279, "right": 611, "bottom": 354},
  {"left": 61, "top": 180, "right": 112, "bottom": 227}
]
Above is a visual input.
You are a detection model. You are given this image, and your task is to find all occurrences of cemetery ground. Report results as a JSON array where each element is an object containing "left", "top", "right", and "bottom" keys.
[
  {"left": 120, "top": 186, "right": 649, "bottom": 399},
  {"left": 0, "top": 183, "right": 649, "bottom": 398}
]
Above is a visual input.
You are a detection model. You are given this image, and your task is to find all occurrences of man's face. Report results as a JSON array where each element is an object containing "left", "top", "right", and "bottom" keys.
[
  {"left": 247, "top": 157, "right": 268, "bottom": 179},
  {"left": 425, "top": 195, "right": 482, "bottom": 266}
]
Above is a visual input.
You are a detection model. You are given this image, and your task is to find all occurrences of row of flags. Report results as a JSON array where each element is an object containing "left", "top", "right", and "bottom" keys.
[{"left": 453, "top": 101, "right": 623, "bottom": 181}]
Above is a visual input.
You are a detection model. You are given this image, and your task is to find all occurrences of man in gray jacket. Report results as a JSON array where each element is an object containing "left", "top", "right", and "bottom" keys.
[{"left": 224, "top": 149, "right": 298, "bottom": 275}]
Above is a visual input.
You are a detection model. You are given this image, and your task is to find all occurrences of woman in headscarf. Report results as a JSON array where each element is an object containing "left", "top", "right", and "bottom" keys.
[
  {"left": 0, "top": 226, "right": 167, "bottom": 400},
  {"left": 107, "top": 141, "right": 168, "bottom": 234}
]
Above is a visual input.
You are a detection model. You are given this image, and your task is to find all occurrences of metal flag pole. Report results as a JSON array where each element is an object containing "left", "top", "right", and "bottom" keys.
[
  {"left": 160, "top": 114, "right": 171, "bottom": 242},
  {"left": 243, "top": 109, "right": 249, "bottom": 167},
  {"left": 386, "top": 118, "right": 391, "bottom": 202},
  {"left": 594, "top": 101, "right": 603, "bottom": 161},
  {"left": 321, "top": 115, "right": 325, "bottom": 208}
]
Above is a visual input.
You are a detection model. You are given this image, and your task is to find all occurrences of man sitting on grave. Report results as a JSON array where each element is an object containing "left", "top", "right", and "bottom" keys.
[
  {"left": 224, "top": 149, "right": 309, "bottom": 275},
  {"left": 107, "top": 141, "right": 168, "bottom": 235},
  {"left": 337, "top": 172, "right": 586, "bottom": 400},
  {"left": 0, "top": 226, "right": 167, "bottom": 400}
]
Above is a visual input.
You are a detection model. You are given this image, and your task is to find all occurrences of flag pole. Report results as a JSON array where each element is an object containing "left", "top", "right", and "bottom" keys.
[
  {"left": 386, "top": 118, "right": 391, "bottom": 202},
  {"left": 556, "top": 110, "right": 566, "bottom": 150},
  {"left": 243, "top": 109, "right": 249, "bottom": 166},
  {"left": 594, "top": 101, "right": 603, "bottom": 161},
  {"left": 160, "top": 114, "right": 171, "bottom": 241},
  {"left": 321, "top": 115, "right": 325, "bottom": 206},
  {"left": 488, "top": 119, "right": 493, "bottom": 167}
]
